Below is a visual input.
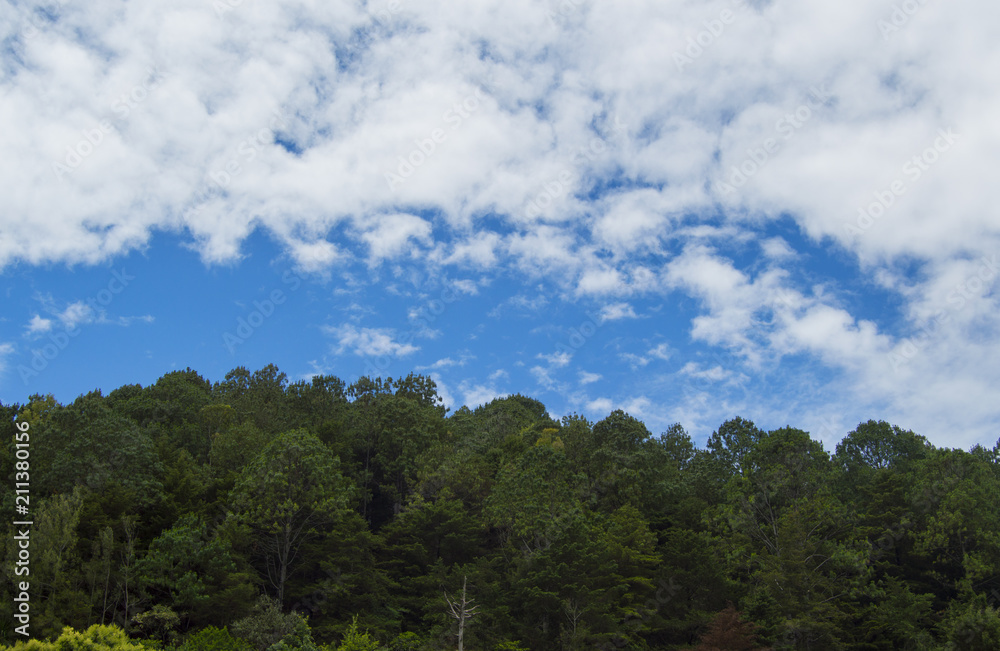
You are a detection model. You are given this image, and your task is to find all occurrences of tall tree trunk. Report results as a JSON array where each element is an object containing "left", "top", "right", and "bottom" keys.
[{"left": 446, "top": 576, "right": 478, "bottom": 651}]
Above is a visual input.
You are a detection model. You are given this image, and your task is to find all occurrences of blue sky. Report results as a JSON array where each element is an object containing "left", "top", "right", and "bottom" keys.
[{"left": 1, "top": 0, "right": 998, "bottom": 449}]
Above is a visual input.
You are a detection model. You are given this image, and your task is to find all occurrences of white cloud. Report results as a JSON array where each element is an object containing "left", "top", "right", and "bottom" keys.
[
  {"left": 429, "top": 373, "right": 457, "bottom": 412},
  {"left": 489, "top": 292, "right": 549, "bottom": 317},
  {"left": 761, "top": 237, "right": 796, "bottom": 261},
  {"left": 0, "top": 0, "right": 996, "bottom": 284},
  {"left": 530, "top": 365, "right": 560, "bottom": 392},
  {"left": 459, "top": 382, "right": 506, "bottom": 410},
  {"left": 357, "top": 213, "right": 432, "bottom": 265},
  {"left": 599, "top": 302, "right": 637, "bottom": 322},
  {"left": 648, "top": 343, "right": 671, "bottom": 361},
  {"left": 586, "top": 397, "right": 614, "bottom": 414},
  {"left": 26, "top": 315, "right": 53, "bottom": 335},
  {"left": 680, "top": 362, "right": 734, "bottom": 382},
  {"left": 58, "top": 301, "right": 95, "bottom": 330},
  {"left": 591, "top": 188, "right": 671, "bottom": 254},
  {"left": 0, "top": 343, "right": 15, "bottom": 373},
  {"left": 115, "top": 315, "right": 156, "bottom": 327},
  {"left": 324, "top": 323, "right": 419, "bottom": 358},
  {"left": 620, "top": 352, "right": 650, "bottom": 370},
  {"left": 450, "top": 279, "right": 479, "bottom": 296},
  {"left": 537, "top": 350, "right": 572, "bottom": 368},
  {"left": 579, "top": 370, "right": 601, "bottom": 385},
  {"left": 622, "top": 396, "right": 652, "bottom": 419},
  {"left": 442, "top": 233, "right": 501, "bottom": 268},
  {"left": 416, "top": 354, "right": 473, "bottom": 371}
]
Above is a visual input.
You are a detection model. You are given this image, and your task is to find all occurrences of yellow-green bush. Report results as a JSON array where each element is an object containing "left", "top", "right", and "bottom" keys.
[{"left": 1, "top": 625, "right": 146, "bottom": 651}]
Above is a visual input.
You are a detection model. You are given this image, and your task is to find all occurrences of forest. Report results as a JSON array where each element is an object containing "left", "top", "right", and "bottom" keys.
[{"left": 2, "top": 364, "right": 999, "bottom": 650}]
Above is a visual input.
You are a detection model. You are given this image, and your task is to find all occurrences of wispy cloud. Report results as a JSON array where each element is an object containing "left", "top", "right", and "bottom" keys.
[
  {"left": 58, "top": 301, "right": 95, "bottom": 330},
  {"left": 416, "top": 354, "right": 474, "bottom": 372},
  {"left": 0, "top": 343, "right": 15, "bottom": 374},
  {"left": 599, "top": 302, "right": 638, "bottom": 322},
  {"left": 324, "top": 324, "right": 419, "bottom": 358}
]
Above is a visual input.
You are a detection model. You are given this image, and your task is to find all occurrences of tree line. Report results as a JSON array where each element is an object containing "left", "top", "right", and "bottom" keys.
[{"left": 2, "top": 364, "right": 999, "bottom": 650}]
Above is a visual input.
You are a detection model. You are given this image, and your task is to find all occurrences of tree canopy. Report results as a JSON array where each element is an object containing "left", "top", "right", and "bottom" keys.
[{"left": 2, "top": 366, "right": 999, "bottom": 650}]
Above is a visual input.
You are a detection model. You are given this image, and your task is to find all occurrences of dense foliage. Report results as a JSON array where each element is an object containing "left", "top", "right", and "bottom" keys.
[{"left": 2, "top": 365, "right": 999, "bottom": 650}]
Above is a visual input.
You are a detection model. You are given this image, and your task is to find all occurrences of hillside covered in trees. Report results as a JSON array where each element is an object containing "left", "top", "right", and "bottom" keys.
[{"left": 2, "top": 365, "right": 1000, "bottom": 650}]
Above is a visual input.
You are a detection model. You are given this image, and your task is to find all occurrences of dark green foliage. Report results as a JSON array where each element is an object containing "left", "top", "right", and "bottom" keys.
[
  {"left": 6, "top": 367, "right": 1000, "bottom": 651},
  {"left": 179, "top": 626, "right": 251, "bottom": 651},
  {"left": 28, "top": 391, "right": 164, "bottom": 506},
  {"left": 136, "top": 514, "right": 256, "bottom": 629},
  {"left": 131, "top": 604, "right": 181, "bottom": 644},
  {"left": 230, "top": 597, "right": 304, "bottom": 651}
]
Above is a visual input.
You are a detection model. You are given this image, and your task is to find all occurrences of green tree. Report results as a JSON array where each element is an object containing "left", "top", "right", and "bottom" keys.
[
  {"left": 834, "top": 420, "right": 929, "bottom": 473},
  {"left": 483, "top": 445, "right": 582, "bottom": 551},
  {"left": 179, "top": 626, "right": 251, "bottom": 651},
  {"left": 335, "top": 616, "right": 381, "bottom": 651},
  {"left": 15, "top": 489, "right": 91, "bottom": 638},
  {"left": 210, "top": 422, "right": 271, "bottom": 478},
  {"left": 266, "top": 618, "right": 320, "bottom": 651},
  {"left": 131, "top": 604, "right": 181, "bottom": 644},
  {"left": 706, "top": 417, "right": 765, "bottom": 480},
  {"left": 136, "top": 514, "right": 256, "bottom": 629},
  {"left": 347, "top": 375, "right": 447, "bottom": 526},
  {"left": 231, "top": 597, "right": 304, "bottom": 651},
  {"left": 231, "top": 429, "right": 354, "bottom": 604},
  {"left": 30, "top": 392, "right": 163, "bottom": 507}
]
